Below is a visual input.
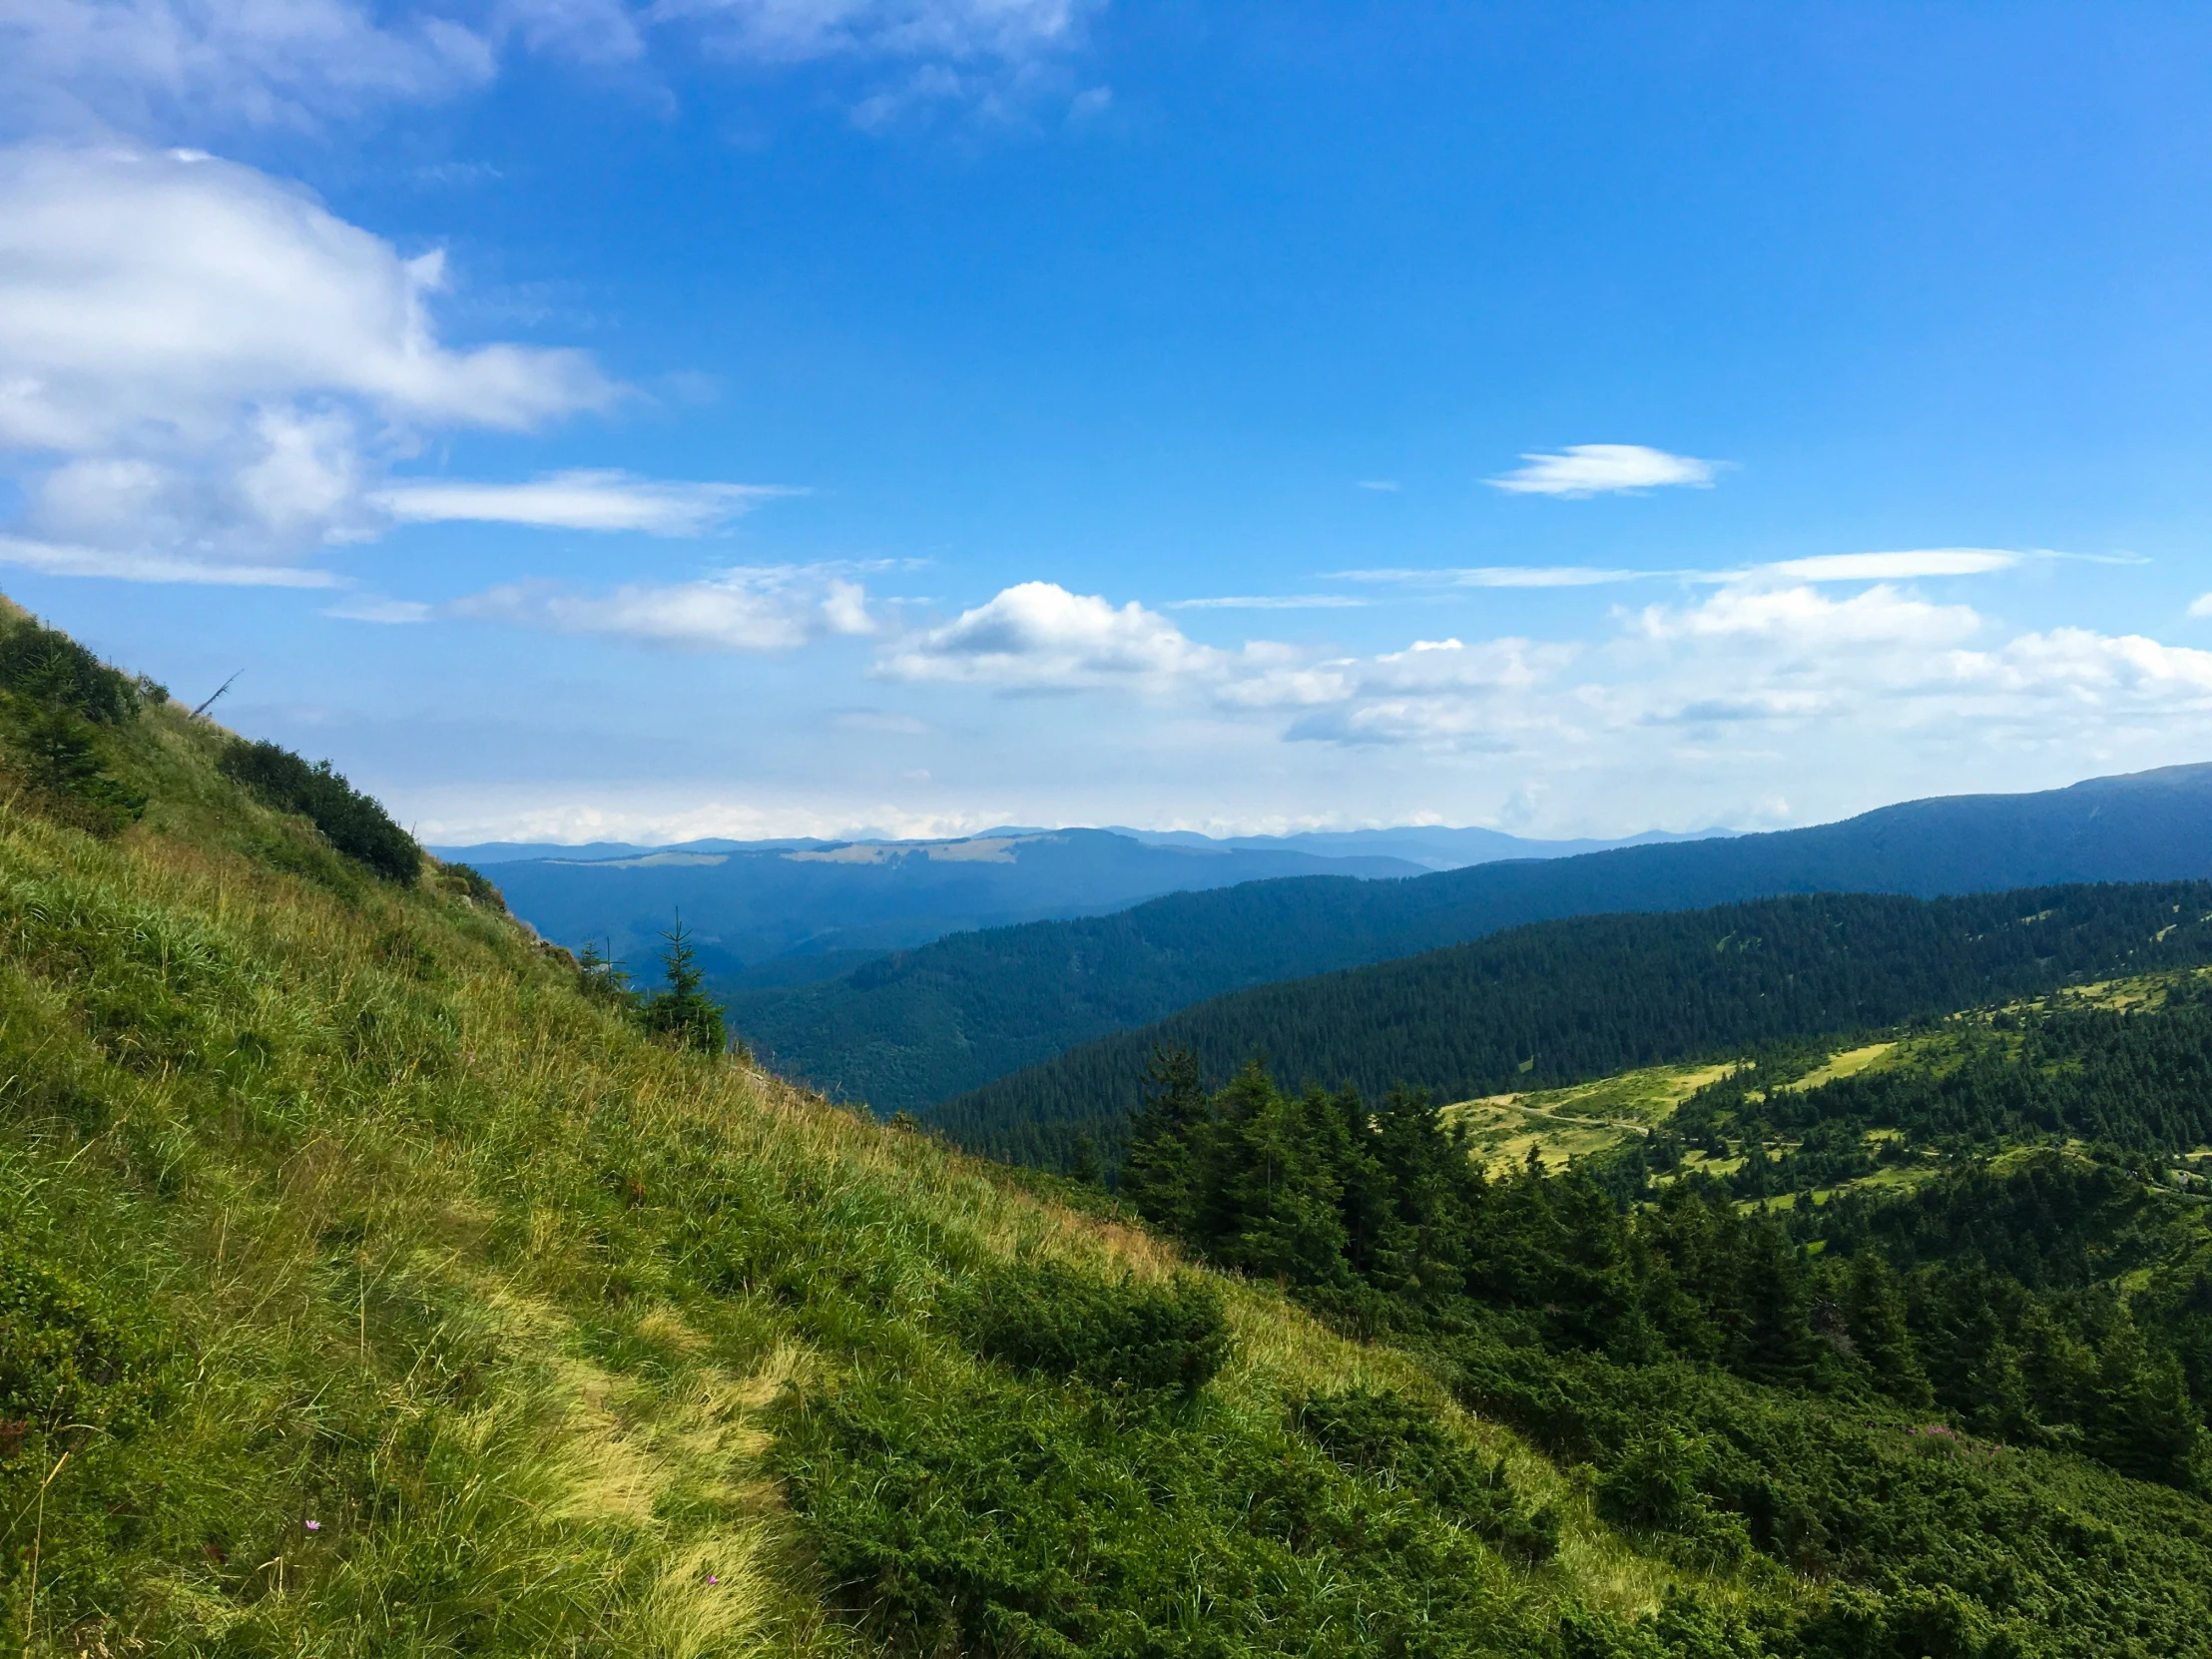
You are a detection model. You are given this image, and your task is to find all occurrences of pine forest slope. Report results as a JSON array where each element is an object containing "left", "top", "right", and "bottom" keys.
[
  {"left": 735, "top": 765, "right": 2212, "bottom": 1114},
  {"left": 930, "top": 882, "right": 2212, "bottom": 1170},
  {"left": 8, "top": 602, "right": 2212, "bottom": 1657}
]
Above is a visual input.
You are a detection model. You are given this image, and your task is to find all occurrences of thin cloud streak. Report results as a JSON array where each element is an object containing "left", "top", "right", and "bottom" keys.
[
  {"left": 1333, "top": 566, "right": 1648, "bottom": 588},
  {"left": 372, "top": 470, "right": 801, "bottom": 535},
  {"left": 1488, "top": 443, "right": 1720, "bottom": 497},
  {"left": 0, "top": 534, "right": 343, "bottom": 586}
]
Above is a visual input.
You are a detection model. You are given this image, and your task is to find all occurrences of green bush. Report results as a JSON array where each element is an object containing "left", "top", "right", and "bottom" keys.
[
  {"left": 1299, "top": 1386, "right": 1560, "bottom": 1562},
  {"left": 220, "top": 739, "right": 419, "bottom": 881},
  {"left": 770, "top": 1369, "right": 1550, "bottom": 1659},
  {"left": 0, "top": 618, "right": 141, "bottom": 725},
  {"left": 946, "top": 1258, "right": 1232, "bottom": 1399}
]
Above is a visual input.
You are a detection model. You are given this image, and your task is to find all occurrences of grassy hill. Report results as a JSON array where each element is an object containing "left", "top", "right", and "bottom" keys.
[
  {"left": 728, "top": 763, "right": 2212, "bottom": 1116},
  {"left": 929, "top": 884, "right": 2212, "bottom": 1173},
  {"left": 8, "top": 602, "right": 2212, "bottom": 1657}
]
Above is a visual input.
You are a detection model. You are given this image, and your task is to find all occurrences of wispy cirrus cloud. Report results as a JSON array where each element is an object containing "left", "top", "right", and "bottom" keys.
[
  {"left": 1334, "top": 565, "right": 1646, "bottom": 588},
  {"left": 371, "top": 470, "right": 799, "bottom": 535},
  {"left": 1488, "top": 443, "right": 1721, "bottom": 498},
  {"left": 448, "top": 564, "right": 878, "bottom": 651},
  {"left": 1746, "top": 548, "right": 2018, "bottom": 583},
  {"left": 0, "top": 0, "right": 1103, "bottom": 138},
  {"left": 0, "top": 534, "right": 344, "bottom": 586}
]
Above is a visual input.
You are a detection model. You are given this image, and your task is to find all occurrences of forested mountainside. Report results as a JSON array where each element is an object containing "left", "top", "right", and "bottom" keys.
[
  {"left": 11, "top": 600, "right": 2212, "bottom": 1658},
  {"left": 732, "top": 765, "right": 2212, "bottom": 1115},
  {"left": 1105, "top": 987, "right": 2212, "bottom": 1653},
  {"left": 928, "top": 882, "right": 2212, "bottom": 1171}
]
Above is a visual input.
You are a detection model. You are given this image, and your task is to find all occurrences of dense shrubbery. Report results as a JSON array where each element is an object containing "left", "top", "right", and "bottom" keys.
[
  {"left": 770, "top": 1366, "right": 1564, "bottom": 1659},
  {"left": 1297, "top": 1385, "right": 1560, "bottom": 1562},
  {"left": 947, "top": 1258, "right": 1232, "bottom": 1397},
  {"left": 221, "top": 738, "right": 420, "bottom": 881},
  {"left": 0, "top": 615, "right": 151, "bottom": 833}
]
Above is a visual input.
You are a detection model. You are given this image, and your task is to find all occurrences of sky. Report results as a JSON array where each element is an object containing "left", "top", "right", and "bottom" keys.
[{"left": 7, "top": 2, "right": 2212, "bottom": 843}]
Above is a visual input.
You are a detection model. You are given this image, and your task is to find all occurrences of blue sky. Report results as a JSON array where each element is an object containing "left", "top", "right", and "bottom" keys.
[{"left": 7, "top": 2, "right": 2212, "bottom": 841}]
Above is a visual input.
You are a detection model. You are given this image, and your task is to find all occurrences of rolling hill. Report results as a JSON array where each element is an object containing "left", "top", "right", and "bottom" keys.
[
  {"left": 735, "top": 764, "right": 2212, "bottom": 1114},
  {"left": 435, "top": 821, "right": 1729, "bottom": 990},
  {"left": 7, "top": 602, "right": 2212, "bottom": 1657},
  {"left": 442, "top": 828, "right": 1425, "bottom": 988}
]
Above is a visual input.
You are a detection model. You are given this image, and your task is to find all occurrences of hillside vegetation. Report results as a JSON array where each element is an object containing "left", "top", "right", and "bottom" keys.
[
  {"left": 732, "top": 765, "right": 2212, "bottom": 1115},
  {"left": 932, "top": 884, "right": 2212, "bottom": 1172},
  {"left": 0, "top": 608, "right": 1857, "bottom": 1656},
  {"left": 9, "top": 604, "right": 2212, "bottom": 1657}
]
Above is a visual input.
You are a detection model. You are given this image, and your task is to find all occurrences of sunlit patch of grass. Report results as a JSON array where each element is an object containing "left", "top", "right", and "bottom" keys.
[{"left": 1441, "top": 1060, "right": 1731, "bottom": 1176}]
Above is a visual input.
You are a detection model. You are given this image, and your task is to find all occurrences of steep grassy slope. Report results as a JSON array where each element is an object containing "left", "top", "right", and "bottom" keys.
[
  {"left": 931, "top": 884, "right": 2212, "bottom": 1172},
  {"left": 731, "top": 765, "right": 2212, "bottom": 1114},
  {"left": 0, "top": 619, "right": 1763, "bottom": 1657}
]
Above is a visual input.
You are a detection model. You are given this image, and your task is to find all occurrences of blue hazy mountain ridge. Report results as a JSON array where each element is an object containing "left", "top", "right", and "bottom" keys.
[
  {"left": 451, "top": 828, "right": 1434, "bottom": 987},
  {"left": 722, "top": 763, "right": 2212, "bottom": 1115},
  {"left": 430, "top": 821, "right": 1720, "bottom": 988},
  {"left": 1109, "top": 825, "right": 1731, "bottom": 870}
]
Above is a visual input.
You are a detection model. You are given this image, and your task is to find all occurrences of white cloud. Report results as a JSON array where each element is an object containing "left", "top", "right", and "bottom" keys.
[
  {"left": 1627, "top": 582, "right": 1980, "bottom": 649},
  {"left": 1355, "top": 478, "right": 1399, "bottom": 492},
  {"left": 323, "top": 594, "right": 434, "bottom": 622},
  {"left": 372, "top": 470, "right": 796, "bottom": 535},
  {"left": 0, "top": 533, "right": 343, "bottom": 586},
  {"left": 1335, "top": 565, "right": 1645, "bottom": 588},
  {"left": 0, "top": 144, "right": 630, "bottom": 577},
  {"left": 1488, "top": 443, "right": 1720, "bottom": 498},
  {"left": 0, "top": 148, "right": 609, "bottom": 451},
  {"left": 1751, "top": 548, "right": 2018, "bottom": 583},
  {"left": 2188, "top": 593, "right": 2212, "bottom": 619},
  {"left": 0, "top": 0, "right": 497, "bottom": 135},
  {"left": 879, "top": 580, "right": 1218, "bottom": 688},
  {"left": 1, "top": 0, "right": 1096, "bottom": 136},
  {"left": 449, "top": 565, "right": 877, "bottom": 651}
]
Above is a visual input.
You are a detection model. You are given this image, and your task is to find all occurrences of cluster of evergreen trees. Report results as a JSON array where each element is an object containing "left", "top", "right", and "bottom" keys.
[
  {"left": 0, "top": 614, "right": 155, "bottom": 833},
  {"left": 220, "top": 739, "right": 421, "bottom": 882},
  {"left": 1122, "top": 1048, "right": 2212, "bottom": 1521},
  {"left": 936, "top": 883, "right": 2212, "bottom": 1173},
  {"left": 577, "top": 920, "right": 732, "bottom": 1055}
]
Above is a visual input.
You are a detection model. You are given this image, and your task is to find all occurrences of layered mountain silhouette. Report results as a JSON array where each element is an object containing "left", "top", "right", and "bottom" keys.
[{"left": 720, "top": 764, "right": 2212, "bottom": 1114}]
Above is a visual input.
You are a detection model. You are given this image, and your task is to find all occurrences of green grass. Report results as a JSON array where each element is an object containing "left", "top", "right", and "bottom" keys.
[{"left": 0, "top": 647, "right": 1774, "bottom": 1656}]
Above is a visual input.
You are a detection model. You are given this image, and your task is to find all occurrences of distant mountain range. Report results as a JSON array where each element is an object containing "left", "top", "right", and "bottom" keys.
[
  {"left": 430, "top": 822, "right": 1725, "bottom": 987},
  {"left": 714, "top": 764, "right": 2212, "bottom": 1115}
]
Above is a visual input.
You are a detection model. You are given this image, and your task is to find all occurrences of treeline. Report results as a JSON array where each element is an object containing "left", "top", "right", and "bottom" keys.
[
  {"left": 933, "top": 883, "right": 2212, "bottom": 1173},
  {"left": 1117, "top": 1053, "right": 2212, "bottom": 1647}
]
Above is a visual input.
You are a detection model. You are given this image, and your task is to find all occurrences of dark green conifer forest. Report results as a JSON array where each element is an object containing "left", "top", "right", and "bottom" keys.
[{"left": 934, "top": 882, "right": 2212, "bottom": 1171}]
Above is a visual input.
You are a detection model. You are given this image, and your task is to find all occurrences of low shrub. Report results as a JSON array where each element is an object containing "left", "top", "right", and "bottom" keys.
[
  {"left": 945, "top": 1258, "right": 1232, "bottom": 1399},
  {"left": 221, "top": 739, "right": 419, "bottom": 881},
  {"left": 1299, "top": 1386, "right": 1560, "bottom": 1562}
]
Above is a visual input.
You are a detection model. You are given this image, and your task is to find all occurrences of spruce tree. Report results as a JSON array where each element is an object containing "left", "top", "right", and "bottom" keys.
[{"left": 643, "top": 916, "right": 729, "bottom": 1056}]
